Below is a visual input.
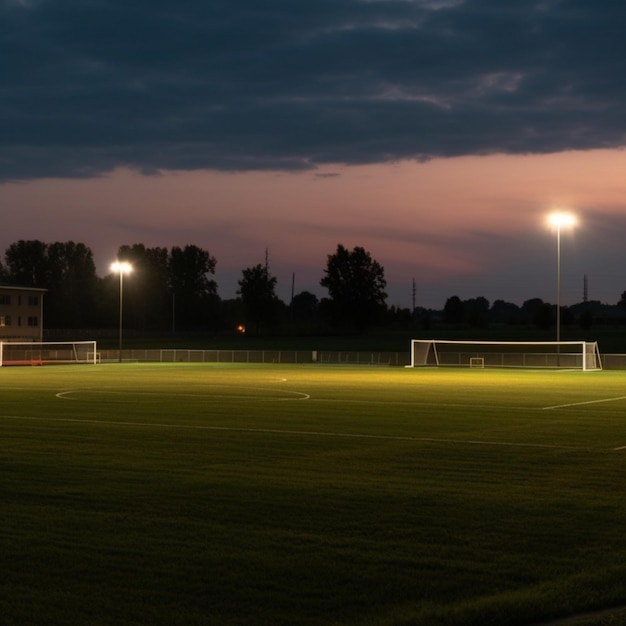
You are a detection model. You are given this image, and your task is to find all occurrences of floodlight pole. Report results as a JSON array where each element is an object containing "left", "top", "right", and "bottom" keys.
[
  {"left": 547, "top": 213, "right": 576, "bottom": 366},
  {"left": 555, "top": 222, "right": 562, "bottom": 347},
  {"left": 111, "top": 261, "right": 132, "bottom": 363}
]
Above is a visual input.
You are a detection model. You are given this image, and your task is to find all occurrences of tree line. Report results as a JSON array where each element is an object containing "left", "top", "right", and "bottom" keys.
[
  {"left": 2, "top": 239, "right": 625, "bottom": 334},
  {"left": 0, "top": 240, "right": 389, "bottom": 333}
]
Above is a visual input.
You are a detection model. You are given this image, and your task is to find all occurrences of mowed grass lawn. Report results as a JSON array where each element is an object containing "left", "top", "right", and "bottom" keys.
[{"left": 2, "top": 363, "right": 626, "bottom": 626}]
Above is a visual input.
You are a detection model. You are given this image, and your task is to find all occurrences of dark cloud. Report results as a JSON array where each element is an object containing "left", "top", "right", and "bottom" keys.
[{"left": 3, "top": 0, "right": 626, "bottom": 181}]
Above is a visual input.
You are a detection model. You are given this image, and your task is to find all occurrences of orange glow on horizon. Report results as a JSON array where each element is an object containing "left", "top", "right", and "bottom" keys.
[{"left": 2, "top": 148, "right": 626, "bottom": 307}]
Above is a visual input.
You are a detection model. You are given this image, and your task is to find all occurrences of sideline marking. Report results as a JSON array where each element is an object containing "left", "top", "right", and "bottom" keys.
[
  {"left": 0, "top": 414, "right": 588, "bottom": 450},
  {"left": 543, "top": 396, "right": 626, "bottom": 410}
]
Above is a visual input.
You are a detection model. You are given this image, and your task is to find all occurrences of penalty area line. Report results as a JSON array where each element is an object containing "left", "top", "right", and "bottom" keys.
[{"left": 542, "top": 396, "right": 626, "bottom": 410}]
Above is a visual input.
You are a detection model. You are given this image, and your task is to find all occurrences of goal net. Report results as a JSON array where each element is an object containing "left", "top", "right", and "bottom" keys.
[
  {"left": 0, "top": 341, "right": 99, "bottom": 366},
  {"left": 409, "top": 340, "right": 602, "bottom": 371}
]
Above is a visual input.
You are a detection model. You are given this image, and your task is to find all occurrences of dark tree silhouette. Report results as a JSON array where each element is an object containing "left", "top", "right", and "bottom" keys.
[
  {"left": 490, "top": 300, "right": 520, "bottom": 325},
  {"left": 46, "top": 242, "right": 99, "bottom": 327},
  {"left": 291, "top": 291, "right": 319, "bottom": 322},
  {"left": 169, "top": 245, "right": 219, "bottom": 329},
  {"left": 464, "top": 296, "right": 490, "bottom": 328},
  {"left": 443, "top": 295, "right": 464, "bottom": 324},
  {"left": 320, "top": 244, "right": 387, "bottom": 329},
  {"left": 4, "top": 240, "right": 48, "bottom": 286},
  {"left": 116, "top": 244, "right": 171, "bottom": 330},
  {"left": 4, "top": 240, "right": 99, "bottom": 327},
  {"left": 238, "top": 263, "right": 280, "bottom": 333},
  {"left": 534, "top": 303, "right": 555, "bottom": 330}
]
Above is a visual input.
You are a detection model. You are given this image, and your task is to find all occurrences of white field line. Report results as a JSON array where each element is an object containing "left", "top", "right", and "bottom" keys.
[
  {"left": 0, "top": 413, "right": 588, "bottom": 451},
  {"left": 542, "top": 396, "right": 626, "bottom": 410},
  {"left": 3, "top": 385, "right": 622, "bottom": 451},
  {"left": 54, "top": 389, "right": 532, "bottom": 411},
  {"left": 309, "top": 398, "right": 532, "bottom": 411}
]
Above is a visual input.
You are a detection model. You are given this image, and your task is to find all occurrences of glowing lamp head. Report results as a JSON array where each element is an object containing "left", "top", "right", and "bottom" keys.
[
  {"left": 110, "top": 261, "right": 133, "bottom": 274},
  {"left": 548, "top": 212, "right": 577, "bottom": 229}
]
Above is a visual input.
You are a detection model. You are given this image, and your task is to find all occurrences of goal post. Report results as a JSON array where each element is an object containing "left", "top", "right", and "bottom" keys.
[
  {"left": 0, "top": 341, "right": 99, "bottom": 366},
  {"left": 409, "top": 339, "right": 602, "bottom": 371}
]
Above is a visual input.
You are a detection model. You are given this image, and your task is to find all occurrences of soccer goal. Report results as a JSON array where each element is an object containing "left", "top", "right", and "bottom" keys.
[
  {"left": 0, "top": 341, "right": 99, "bottom": 366},
  {"left": 409, "top": 339, "right": 602, "bottom": 371}
]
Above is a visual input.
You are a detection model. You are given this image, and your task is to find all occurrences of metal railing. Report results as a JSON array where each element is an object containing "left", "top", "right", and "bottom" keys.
[
  {"left": 97, "top": 349, "right": 409, "bottom": 366},
  {"left": 93, "top": 348, "right": 626, "bottom": 369}
]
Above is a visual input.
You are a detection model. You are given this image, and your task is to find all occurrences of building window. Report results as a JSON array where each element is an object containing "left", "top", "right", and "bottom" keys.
[
  {"left": 0, "top": 316, "right": 11, "bottom": 327},
  {"left": 28, "top": 295, "right": 39, "bottom": 306},
  {"left": 0, "top": 295, "right": 10, "bottom": 305},
  {"left": 28, "top": 316, "right": 38, "bottom": 327}
]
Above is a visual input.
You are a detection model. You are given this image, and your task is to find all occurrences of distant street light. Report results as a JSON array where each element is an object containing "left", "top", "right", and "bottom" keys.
[
  {"left": 547, "top": 212, "right": 576, "bottom": 359},
  {"left": 110, "top": 261, "right": 133, "bottom": 362}
]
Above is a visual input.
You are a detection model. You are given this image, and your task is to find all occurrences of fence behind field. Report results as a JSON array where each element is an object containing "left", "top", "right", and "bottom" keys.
[
  {"left": 98, "top": 349, "right": 408, "bottom": 366},
  {"left": 91, "top": 348, "right": 626, "bottom": 369}
]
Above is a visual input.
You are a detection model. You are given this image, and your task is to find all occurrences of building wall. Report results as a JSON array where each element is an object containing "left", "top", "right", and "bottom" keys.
[{"left": 0, "top": 286, "right": 46, "bottom": 341}]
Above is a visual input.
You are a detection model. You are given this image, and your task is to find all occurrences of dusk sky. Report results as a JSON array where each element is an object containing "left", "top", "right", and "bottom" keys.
[{"left": 2, "top": 0, "right": 626, "bottom": 309}]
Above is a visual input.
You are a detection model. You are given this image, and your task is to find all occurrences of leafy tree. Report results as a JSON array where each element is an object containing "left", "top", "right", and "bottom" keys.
[
  {"left": 46, "top": 241, "right": 99, "bottom": 327},
  {"left": 4, "top": 240, "right": 99, "bottom": 327},
  {"left": 238, "top": 263, "right": 281, "bottom": 333},
  {"left": 464, "top": 296, "right": 490, "bottom": 328},
  {"left": 169, "top": 245, "right": 219, "bottom": 329},
  {"left": 490, "top": 300, "right": 520, "bottom": 325},
  {"left": 534, "top": 302, "right": 554, "bottom": 330},
  {"left": 291, "top": 291, "right": 319, "bottom": 322},
  {"left": 443, "top": 295, "right": 464, "bottom": 324},
  {"left": 619, "top": 291, "right": 626, "bottom": 308},
  {"left": 290, "top": 290, "right": 320, "bottom": 331},
  {"left": 520, "top": 298, "right": 545, "bottom": 325},
  {"left": 320, "top": 244, "right": 387, "bottom": 329},
  {"left": 116, "top": 244, "right": 171, "bottom": 330},
  {"left": 4, "top": 240, "right": 48, "bottom": 286}
]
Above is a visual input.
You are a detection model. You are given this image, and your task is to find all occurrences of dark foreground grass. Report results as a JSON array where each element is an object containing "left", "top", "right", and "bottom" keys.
[{"left": 2, "top": 363, "right": 626, "bottom": 625}]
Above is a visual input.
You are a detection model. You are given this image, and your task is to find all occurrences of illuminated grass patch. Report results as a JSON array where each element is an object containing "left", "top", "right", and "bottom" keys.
[{"left": 2, "top": 364, "right": 626, "bottom": 625}]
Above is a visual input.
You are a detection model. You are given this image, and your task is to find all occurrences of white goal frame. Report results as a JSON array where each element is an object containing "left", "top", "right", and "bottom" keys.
[
  {"left": 0, "top": 341, "right": 99, "bottom": 366},
  {"left": 409, "top": 340, "right": 602, "bottom": 371}
]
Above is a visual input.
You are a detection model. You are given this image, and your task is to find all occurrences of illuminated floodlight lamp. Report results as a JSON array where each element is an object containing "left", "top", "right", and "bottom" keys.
[
  {"left": 110, "top": 261, "right": 133, "bottom": 362},
  {"left": 547, "top": 212, "right": 577, "bottom": 230},
  {"left": 546, "top": 212, "right": 576, "bottom": 356}
]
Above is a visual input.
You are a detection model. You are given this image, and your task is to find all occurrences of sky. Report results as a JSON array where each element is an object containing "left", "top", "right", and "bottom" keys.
[{"left": 2, "top": 0, "right": 626, "bottom": 310}]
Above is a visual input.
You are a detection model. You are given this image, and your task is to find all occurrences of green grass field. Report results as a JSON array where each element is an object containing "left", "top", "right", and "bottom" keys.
[{"left": 2, "top": 363, "right": 626, "bottom": 626}]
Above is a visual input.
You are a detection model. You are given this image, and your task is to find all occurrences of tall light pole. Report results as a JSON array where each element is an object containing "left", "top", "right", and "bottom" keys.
[
  {"left": 547, "top": 212, "right": 576, "bottom": 357},
  {"left": 110, "top": 261, "right": 132, "bottom": 362}
]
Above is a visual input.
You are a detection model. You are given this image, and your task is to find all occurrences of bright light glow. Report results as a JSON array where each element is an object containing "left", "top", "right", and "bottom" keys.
[
  {"left": 110, "top": 261, "right": 133, "bottom": 274},
  {"left": 547, "top": 212, "right": 577, "bottom": 229}
]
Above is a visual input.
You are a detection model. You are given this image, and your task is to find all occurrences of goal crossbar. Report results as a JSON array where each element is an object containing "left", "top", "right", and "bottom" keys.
[
  {"left": 0, "top": 341, "right": 98, "bottom": 366},
  {"left": 410, "top": 339, "right": 602, "bottom": 371}
]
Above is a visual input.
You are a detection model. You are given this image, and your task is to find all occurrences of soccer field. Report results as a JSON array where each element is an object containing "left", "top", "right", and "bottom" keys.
[{"left": 2, "top": 363, "right": 626, "bottom": 626}]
